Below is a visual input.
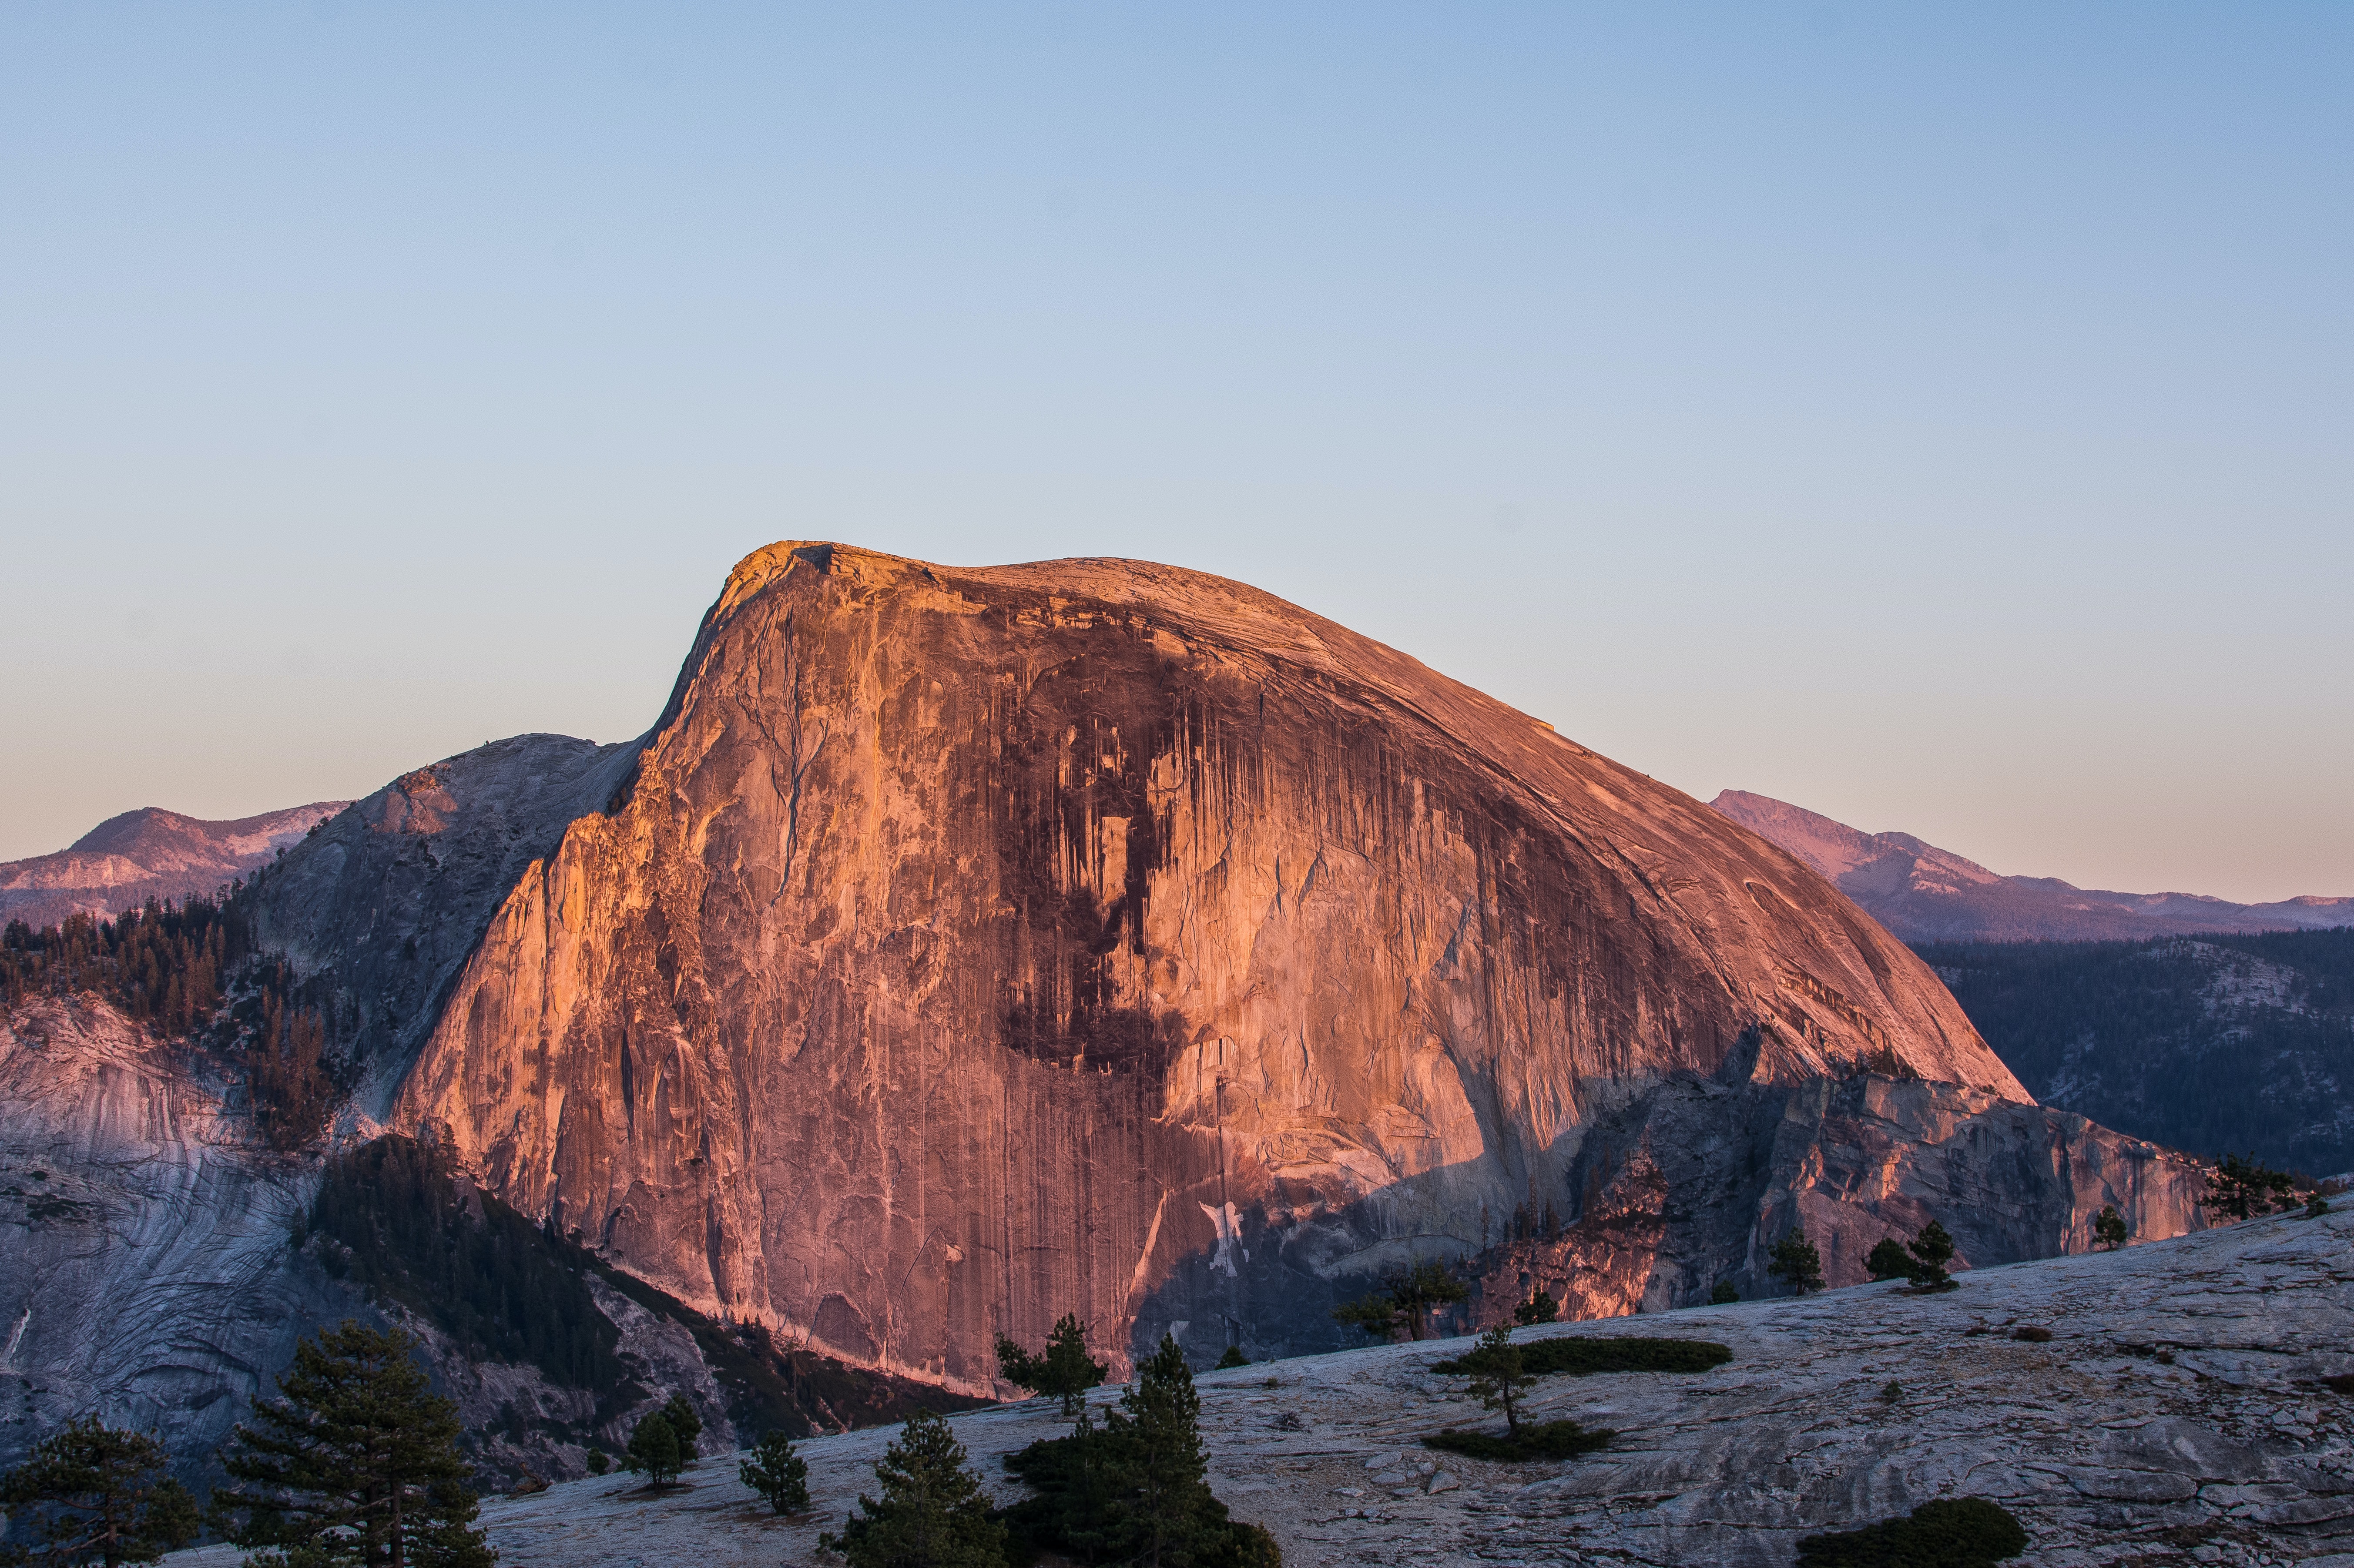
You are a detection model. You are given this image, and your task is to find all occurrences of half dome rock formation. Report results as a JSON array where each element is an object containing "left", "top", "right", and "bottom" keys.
[{"left": 385, "top": 543, "right": 2203, "bottom": 1392}]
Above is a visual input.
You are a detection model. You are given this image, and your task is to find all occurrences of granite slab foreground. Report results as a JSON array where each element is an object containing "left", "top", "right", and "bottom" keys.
[{"left": 169, "top": 1209, "right": 2354, "bottom": 1567}]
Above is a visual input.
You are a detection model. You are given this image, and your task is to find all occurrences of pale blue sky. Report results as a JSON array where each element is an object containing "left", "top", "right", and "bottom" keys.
[{"left": 3, "top": 5, "right": 2348, "bottom": 902}]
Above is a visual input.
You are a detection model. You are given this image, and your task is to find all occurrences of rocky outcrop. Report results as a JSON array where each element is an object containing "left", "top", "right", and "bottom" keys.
[
  {"left": 0, "top": 995, "right": 346, "bottom": 1472},
  {"left": 1710, "top": 789, "right": 2354, "bottom": 942},
  {"left": 1459, "top": 1072, "right": 2210, "bottom": 1327},
  {"left": 384, "top": 542, "right": 2178, "bottom": 1393},
  {"left": 248, "top": 735, "right": 640, "bottom": 1111},
  {"left": 0, "top": 802, "right": 346, "bottom": 931}
]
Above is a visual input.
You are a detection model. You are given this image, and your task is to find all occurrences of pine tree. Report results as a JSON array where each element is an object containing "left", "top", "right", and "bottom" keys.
[
  {"left": 739, "top": 1430, "right": 809, "bottom": 1516},
  {"left": 1767, "top": 1227, "right": 1824, "bottom": 1295},
  {"left": 657, "top": 1395, "right": 702, "bottom": 1459},
  {"left": 2093, "top": 1206, "right": 2130, "bottom": 1251},
  {"left": 1459, "top": 1326, "right": 1531, "bottom": 1437},
  {"left": 1709, "top": 1280, "right": 1739, "bottom": 1304},
  {"left": 1329, "top": 1294, "right": 1398, "bottom": 1340},
  {"left": 1907, "top": 1221, "right": 1958, "bottom": 1289},
  {"left": 819, "top": 1409, "right": 1006, "bottom": 1568},
  {"left": 2203, "top": 1153, "right": 2298, "bottom": 1221},
  {"left": 994, "top": 1315, "right": 1109, "bottom": 1415},
  {"left": 0, "top": 1415, "right": 199, "bottom": 1566},
  {"left": 1212, "top": 1345, "right": 1249, "bottom": 1370},
  {"left": 624, "top": 1413, "right": 682, "bottom": 1489},
  {"left": 1866, "top": 1237, "right": 1915, "bottom": 1281},
  {"left": 214, "top": 1321, "right": 492, "bottom": 1568},
  {"left": 1513, "top": 1290, "right": 1560, "bottom": 1326},
  {"left": 1114, "top": 1336, "right": 1213, "bottom": 1568}
]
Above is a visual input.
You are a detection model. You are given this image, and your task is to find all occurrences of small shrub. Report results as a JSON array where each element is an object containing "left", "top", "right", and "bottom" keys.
[
  {"left": 2317, "top": 1373, "right": 2354, "bottom": 1396},
  {"left": 2012, "top": 1326, "right": 2052, "bottom": 1344},
  {"left": 1432, "top": 1336, "right": 1730, "bottom": 1378},
  {"left": 1514, "top": 1290, "right": 1561, "bottom": 1326},
  {"left": 1423, "top": 1419, "right": 1612, "bottom": 1462},
  {"left": 1794, "top": 1496, "right": 2026, "bottom": 1567},
  {"left": 2154, "top": 1351, "right": 2175, "bottom": 1366},
  {"left": 586, "top": 1449, "right": 609, "bottom": 1475},
  {"left": 1261, "top": 1376, "right": 1281, "bottom": 1389},
  {"left": 1879, "top": 1381, "right": 1901, "bottom": 1404},
  {"left": 2307, "top": 1195, "right": 2332, "bottom": 1219},
  {"left": 1214, "top": 1344, "right": 1250, "bottom": 1370},
  {"left": 1709, "top": 1280, "right": 1740, "bottom": 1304}
]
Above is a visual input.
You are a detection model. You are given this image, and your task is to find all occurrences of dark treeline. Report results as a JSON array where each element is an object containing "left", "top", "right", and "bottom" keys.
[
  {"left": 1918, "top": 927, "right": 2354, "bottom": 1174},
  {"left": 1, "top": 891, "right": 340, "bottom": 1151},
  {"left": 306, "top": 1135, "right": 634, "bottom": 1397}
]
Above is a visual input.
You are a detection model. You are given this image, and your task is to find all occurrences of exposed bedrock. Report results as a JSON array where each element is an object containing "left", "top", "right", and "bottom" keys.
[
  {"left": 392, "top": 543, "right": 2192, "bottom": 1392},
  {"left": 251, "top": 733, "right": 642, "bottom": 1111},
  {"left": 0, "top": 996, "right": 350, "bottom": 1472}
]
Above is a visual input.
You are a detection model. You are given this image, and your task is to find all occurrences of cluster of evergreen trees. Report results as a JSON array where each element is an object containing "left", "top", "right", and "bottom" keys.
[
  {"left": 0, "top": 893, "right": 339, "bottom": 1152},
  {"left": 304, "top": 1136, "right": 629, "bottom": 1397},
  {"left": 0, "top": 1323, "right": 491, "bottom": 1568},
  {"left": 1920, "top": 927, "right": 2354, "bottom": 1173},
  {"left": 1329, "top": 1261, "right": 1467, "bottom": 1342}
]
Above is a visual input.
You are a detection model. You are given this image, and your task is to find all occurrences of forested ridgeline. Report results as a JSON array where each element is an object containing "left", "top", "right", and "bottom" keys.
[
  {"left": 1918, "top": 927, "right": 2354, "bottom": 1175},
  {"left": 310, "top": 1135, "right": 990, "bottom": 1447},
  {"left": 0, "top": 889, "right": 340, "bottom": 1151}
]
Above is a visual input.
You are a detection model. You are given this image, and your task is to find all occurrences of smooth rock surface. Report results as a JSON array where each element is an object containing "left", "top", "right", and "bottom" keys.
[
  {"left": 388, "top": 543, "right": 2166, "bottom": 1390},
  {"left": 163, "top": 1205, "right": 2354, "bottom": 1568}
]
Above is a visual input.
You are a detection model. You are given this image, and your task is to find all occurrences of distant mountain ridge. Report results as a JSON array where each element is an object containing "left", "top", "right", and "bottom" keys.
[
  {"left": 1710, "top": 789, "right": 2354, "bottom": 943},
  {"left": 0, "top": 801, "right": 349, "bottom": 930}
]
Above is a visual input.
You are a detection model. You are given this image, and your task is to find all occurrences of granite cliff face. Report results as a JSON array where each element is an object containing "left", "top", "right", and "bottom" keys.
[
  {"left": 248, "top": 734, "right": 640, "bottom": 1112},
  {"left": 379, "top": 543, "right": 2193, "bottom": 1391}
]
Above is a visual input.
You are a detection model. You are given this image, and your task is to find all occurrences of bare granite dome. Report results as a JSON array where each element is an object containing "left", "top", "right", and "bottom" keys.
[{"left": 385, "top": 544, "right": 2194, "bottom": 1393}]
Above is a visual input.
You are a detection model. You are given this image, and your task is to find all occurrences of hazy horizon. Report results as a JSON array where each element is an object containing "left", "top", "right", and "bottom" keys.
[{"left": 3, "top": 7, "right": 2347, "bottom": 903}]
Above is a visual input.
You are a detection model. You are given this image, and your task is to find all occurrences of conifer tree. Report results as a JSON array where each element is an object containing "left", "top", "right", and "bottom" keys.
[
  {"left": 1709, "top": 1280, "right": 1740, "bottom": 1304},
  {"left": 657, "top": 1396, "right": 702, "bottom": 1459},
  {"left": 0, "top": 1415, "right": 199, "bottom": 1566},
  {"left": 739, "top": 1430, "right": 809, "bottom": 1516},
  {"left": 624, "top": 1414, "right": 682, "bottom": 1489},
  {"left": 1113, "top": 1336, "right": 1214, "bottom": 1568},
  {"left": 1866, "top": 1237, "right": 1915, "bottom": 1281},
  {"left": 1767, "top": 1227, "right": 1824, "bottom": 1295},
  {"left": 213, "top": 1320, "right": 492, "bottom": 1568},
  {"left": 1904, "top": 1220, "right": 1958, "bottom": 1289},
  {"left": 2093, "top": 1206, "right": 2130, "bottom": 1250},
  {"left": 1513, "top": 1290, "right": 1560, "bottom": 1326},
  {"left": 2202, "top": 1153, "right": 2297, "bottom": 1220},
  {"left": 1212, "top": 1346, "right": 1249, "bottom": 1370},
  {"left": 994, "top": 1316, "right": 1109, "bottom": 1415},
  {"left": 1459, "top": 1326, "right": 1531, "bottom": 1437},
  {"left": 819, "top": 1409, "right": 1006, "bottom": 1568}
]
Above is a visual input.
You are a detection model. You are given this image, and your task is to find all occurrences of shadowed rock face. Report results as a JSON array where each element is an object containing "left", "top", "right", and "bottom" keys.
[{"left": 386, "top": 543, "right": 2176, "bottom": 1390}]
